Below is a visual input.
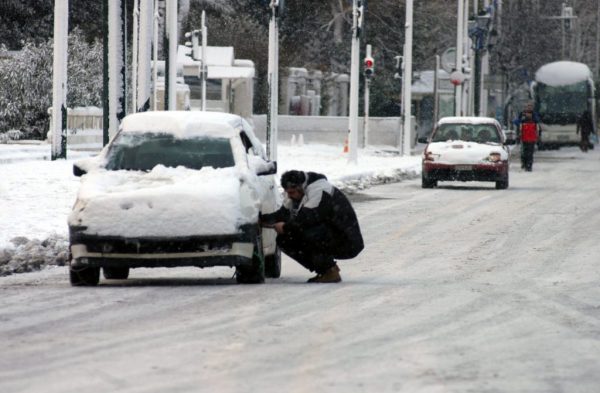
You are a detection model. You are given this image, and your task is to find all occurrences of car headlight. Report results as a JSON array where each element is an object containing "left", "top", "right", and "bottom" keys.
[
  {"left": 423, "top": 151, "right": 440, "bottom": 162},
  {"left": 485, "top": 152, "right": 502, "bottom": 163}
]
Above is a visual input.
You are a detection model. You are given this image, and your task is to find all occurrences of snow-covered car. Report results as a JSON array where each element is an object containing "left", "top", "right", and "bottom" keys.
[
  {"left": 418, "top": 117, "right": 516, "bottom": 189},
  {"left": 68, "top": 111, "right": 280, "bottom": 286}
]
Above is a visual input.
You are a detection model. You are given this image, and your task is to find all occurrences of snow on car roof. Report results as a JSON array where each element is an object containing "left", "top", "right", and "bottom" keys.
[
  {"left": 535, "top": 61, "right": 592, "bottom": 87},
  {"left": 437, "top": 116, "right": 499, "bottom": 126},
  {"left": 120, "top": 111, "right": 243, "bottom": 139}
]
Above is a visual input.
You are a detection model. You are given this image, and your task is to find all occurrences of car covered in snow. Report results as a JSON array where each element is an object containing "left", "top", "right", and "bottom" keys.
[
  {"left": 68, "top": 111, "right": 280, "bottom": 286},
  {"left": 418, "top": 117, "right": 515, "bottom": 189}
]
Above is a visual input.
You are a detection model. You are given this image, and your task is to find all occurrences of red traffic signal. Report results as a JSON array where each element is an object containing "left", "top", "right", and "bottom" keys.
[{"left": 364, "top": 56, "right": 374, "bottom": 78}]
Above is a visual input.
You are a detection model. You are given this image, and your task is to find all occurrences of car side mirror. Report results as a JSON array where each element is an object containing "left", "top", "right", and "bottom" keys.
[
  {"left": 73, "top": 164, "right": 87, "bottom": 177},
  {"left": 73, "top": 156, "right": 103, "bottom": 176},
  {"left": 257, "top": 161, "right": 277, "bottom": 176},
  {"left": 417, "top": 137, "right": 429, "bottom": 144}
]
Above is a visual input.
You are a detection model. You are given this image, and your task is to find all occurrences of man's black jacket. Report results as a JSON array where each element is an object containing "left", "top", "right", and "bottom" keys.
[{"left": 262, "top": 172, "right": 364, "bottom": 259}]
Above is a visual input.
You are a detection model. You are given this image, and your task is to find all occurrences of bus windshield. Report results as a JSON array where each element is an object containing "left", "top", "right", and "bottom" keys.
[{"left": 534, "top": 81, "right": 589, "bottom": 124}]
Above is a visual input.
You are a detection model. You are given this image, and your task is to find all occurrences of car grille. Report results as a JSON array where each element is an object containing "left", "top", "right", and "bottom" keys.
[{"left": 84, "top": 238, "right": 236, "bottom": 254}]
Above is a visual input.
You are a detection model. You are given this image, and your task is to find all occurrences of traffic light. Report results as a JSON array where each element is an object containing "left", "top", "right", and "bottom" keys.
[
  {"left": 184, "top": 30, "right": 200, "bottom": 60},
  {"left": 364, "top": 56, "right": 374, "bottom": 78},
  {"left": 394, "top": 55, "right": 403, "bottom": 79},
  {"left": 563, "top": 6, "right": 573, "bottom": 30}
]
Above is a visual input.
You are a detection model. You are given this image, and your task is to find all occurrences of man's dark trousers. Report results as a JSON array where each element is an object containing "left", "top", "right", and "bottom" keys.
[
  {"left": 276, "top": 224, "right": 337, "bottom": 274},
  {"left": 522, "top": 142, "right": 535, "bottom": 171}
]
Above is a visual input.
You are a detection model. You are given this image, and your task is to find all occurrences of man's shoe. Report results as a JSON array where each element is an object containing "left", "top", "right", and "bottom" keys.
[
  {"left": 307, "top": 273, "right": 321, "bottom": 283},
  {"left": 308, "top": 264, "right": 341, "bottom": 283}
]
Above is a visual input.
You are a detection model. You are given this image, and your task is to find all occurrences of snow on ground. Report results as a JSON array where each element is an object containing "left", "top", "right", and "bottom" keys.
[{"left": 0, "top": 142, "right": 421, "bottom": 276}]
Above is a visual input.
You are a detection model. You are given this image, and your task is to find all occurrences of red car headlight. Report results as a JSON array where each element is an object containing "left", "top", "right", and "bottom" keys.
[{"left": 423, "top": 151, "right": 439, "bottom": 162}]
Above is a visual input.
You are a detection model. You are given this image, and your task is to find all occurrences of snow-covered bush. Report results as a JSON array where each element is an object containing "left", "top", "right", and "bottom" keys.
[{"left": 0, "top": 129, "right": 23, "bottom": 143}]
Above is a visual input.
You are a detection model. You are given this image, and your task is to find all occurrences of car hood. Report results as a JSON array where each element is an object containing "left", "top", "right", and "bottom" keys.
[
  {"left": 425, "top": 141, "right": 508, "bottom": 164},
  {"left": 68, "top": 165, "right": 261, "bottom": 238}
]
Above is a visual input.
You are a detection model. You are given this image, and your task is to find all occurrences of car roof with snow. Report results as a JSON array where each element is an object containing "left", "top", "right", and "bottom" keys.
[
  {"left": 120, "top": 111, "right": 247, "bottom": 139},
  {"left": 437, "top": 116, "right": 500, "bottom": 127}
]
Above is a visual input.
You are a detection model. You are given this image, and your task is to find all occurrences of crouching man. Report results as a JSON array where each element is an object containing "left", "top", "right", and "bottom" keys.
[{"left": 260, "top": 170, "right": 364, "bottom": 283}]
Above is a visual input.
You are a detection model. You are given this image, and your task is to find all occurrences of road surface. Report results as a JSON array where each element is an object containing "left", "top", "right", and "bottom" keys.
[{"left": 1, "top": 147, "right": 600, "bottom": 392}]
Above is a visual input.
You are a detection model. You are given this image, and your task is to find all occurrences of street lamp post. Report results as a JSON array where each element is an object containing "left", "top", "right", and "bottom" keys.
[{"left": 468, "top": 12, "right": 491, "bottom": 117}]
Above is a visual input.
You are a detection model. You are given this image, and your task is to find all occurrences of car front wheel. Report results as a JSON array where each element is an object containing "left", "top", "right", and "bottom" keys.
[
  {"left": 496, "top": 177, "right": 509, "bottom": 189},
  {"left": 236, "top": 232, "right": 265, "bottom": 284},
  {"left": 70, "top": 265, "right": 100, "bottom": 286},
  {"left": 422, "top": 174, "right": 437, "bottom": 188}
]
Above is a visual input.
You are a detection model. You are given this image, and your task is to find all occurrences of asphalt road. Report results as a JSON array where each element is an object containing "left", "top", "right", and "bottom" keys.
[{"left": 1, "top": 147, "right": 599, "bottom": 393}]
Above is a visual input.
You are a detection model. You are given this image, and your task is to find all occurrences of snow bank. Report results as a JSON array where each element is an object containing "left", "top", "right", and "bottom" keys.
[{"left": 0, "top": 235, "right": 68, "bottom": 277}]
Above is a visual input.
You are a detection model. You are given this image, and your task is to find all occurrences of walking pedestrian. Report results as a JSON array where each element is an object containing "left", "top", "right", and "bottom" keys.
[
  {"left": 576, "top": 110, "right": 595, "bottom": 152},
  {"left": 513, "top": 102, "right": 542, "bottom": 167},
  {"left": 519, "top": 110, "right": 540, "bottom": 171},
  {"left": 260, "top": 170, "right": 364, "bottom": 283}
]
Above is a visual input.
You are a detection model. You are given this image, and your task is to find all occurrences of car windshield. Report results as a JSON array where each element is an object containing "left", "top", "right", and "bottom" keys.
[
  {"left": 432, "top": 123, "right": 500, "bottom": 143},
  {"left": 105, "top": 132, "right": 235, "bottom": 171}
]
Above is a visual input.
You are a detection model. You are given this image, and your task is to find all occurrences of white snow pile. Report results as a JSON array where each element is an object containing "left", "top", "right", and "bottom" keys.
[
  {"left": 0, "top": 142, "right": 422, "bottom": 276},
  {"left": 0, "top": 235, "right": 69, "bottom": 276}
]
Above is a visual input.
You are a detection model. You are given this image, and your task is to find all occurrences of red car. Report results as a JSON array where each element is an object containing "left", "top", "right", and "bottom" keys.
[{"left": 418, "top": 117, "right": 516, "bottom": 189}]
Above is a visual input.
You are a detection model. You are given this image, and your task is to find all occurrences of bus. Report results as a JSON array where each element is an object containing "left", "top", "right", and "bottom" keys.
[{"left": 531, "top": 61, "right": 596, "bottom": 149}]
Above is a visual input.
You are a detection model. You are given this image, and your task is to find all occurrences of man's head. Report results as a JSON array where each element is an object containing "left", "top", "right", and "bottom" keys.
[{"left": 280, "top": 170, "right": 306, "bottom": 201}]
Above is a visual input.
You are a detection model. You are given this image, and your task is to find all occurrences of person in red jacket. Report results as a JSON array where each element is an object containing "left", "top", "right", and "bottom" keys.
[{"left": 519, "top": 110, "right": 540, "bottom": 171}]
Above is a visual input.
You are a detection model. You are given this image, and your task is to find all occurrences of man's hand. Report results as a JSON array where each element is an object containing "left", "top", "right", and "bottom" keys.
[{"left": 273, "top": 222, "right": 286, "bottom": 234}]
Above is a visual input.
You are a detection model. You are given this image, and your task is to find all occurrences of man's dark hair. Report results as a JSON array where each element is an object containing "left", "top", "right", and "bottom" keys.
[{"left": 280, "top": 170, "right": 306, "bottom": 189}]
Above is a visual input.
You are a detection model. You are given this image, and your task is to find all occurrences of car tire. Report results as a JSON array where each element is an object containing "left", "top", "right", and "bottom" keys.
[
  {"left": 495, "top": 177, "right": 509, "bottom": 190},
  {"left": 421, "top": 174, "right": 437, "bottom": 189},
  {"left": 236, "top": 232, "right": 265, "bottom": 284},
  {"left": 103, "top": 267, "right": 130, "bottom": 280},
  {"left": 69, "top": 265, "right": 100, "bottom": 286},
  {"left": 265, "top": 246, "right": 281, "bottom": 278}
]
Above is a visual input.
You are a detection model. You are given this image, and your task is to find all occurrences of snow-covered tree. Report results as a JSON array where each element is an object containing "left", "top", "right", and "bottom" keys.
[{"left": 0, "top": 29, "right": 102, "bottom": 137}]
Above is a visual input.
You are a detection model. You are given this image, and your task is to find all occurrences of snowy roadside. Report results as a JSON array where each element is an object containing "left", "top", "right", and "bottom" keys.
[{"left": 0, "top": 142, "right": 421, "bottom": 276}]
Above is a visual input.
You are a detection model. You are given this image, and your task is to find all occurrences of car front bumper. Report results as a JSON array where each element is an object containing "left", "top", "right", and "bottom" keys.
[
  {"left": 69, "top": 225, "right": 258, "bottom": 269},
  {"left": 423, "top": 161, "right": 508, "bottom": 182}
]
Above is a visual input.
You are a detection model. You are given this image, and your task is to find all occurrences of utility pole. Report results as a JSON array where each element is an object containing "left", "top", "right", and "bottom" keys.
[
  {"left": 132, "top": 0, "right": 139, "bottom": 113},
  {"left": 347, "top": 0, "right": 362, "bottom": 164},
  {"left": 102, "top": 0, "right": 109, "bottom": 145},
  {"left": 137, "top": 0, "right": 153, "bottom": 112},
  {"left": 266, "top": 0, "right": 281, "bottom": 161},
  {"left": 433, "top": 55, "right": 440, "bottom": 127},
  {"left": 596, "top": 0, "right": 600, "bottom": 77},
  {"left": 152, "top": 0, "right": 159, "bottom": 110},
  {"left": 402, "top": 0, "right": 413, "bottom": 156},
  {"left": 165, "top": 0, "right": 177, "bottom": 110},
  {"left": 542, "top": 4, "right": 577, "bottom": 60},
  {"left": 455, "top": 0, "right": 464, "bottom": 116},
  {"left": 51, "top": 0, "right": 68, "bottom": 160},
  {"left": 104, "top": 0, "right": 127, "bottom": 142},
  {"left": 201, "top": 10, "right": 207, "bottom": 111},
  {"left": 363, "top": 44, "right": 374, "bottom": 147}
]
